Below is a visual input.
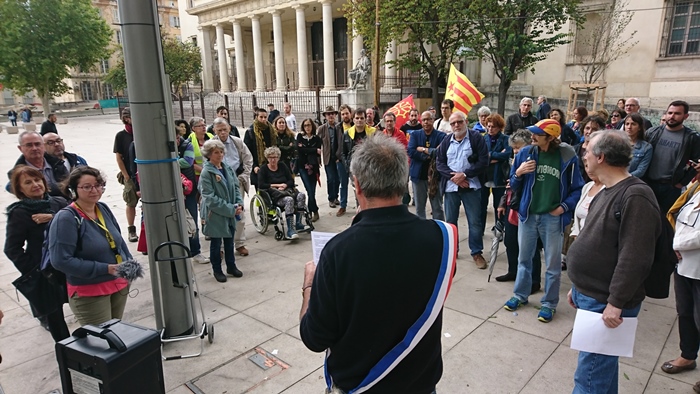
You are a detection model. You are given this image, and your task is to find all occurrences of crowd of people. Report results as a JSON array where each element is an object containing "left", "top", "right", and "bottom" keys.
[{"left": 3, "top": 95, "right": 700, "bottom": 393}]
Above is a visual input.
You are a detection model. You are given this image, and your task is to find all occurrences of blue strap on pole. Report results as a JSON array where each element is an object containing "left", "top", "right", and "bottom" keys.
[{"left": 134, "top": 158, "right": 178, "bottom": 164}]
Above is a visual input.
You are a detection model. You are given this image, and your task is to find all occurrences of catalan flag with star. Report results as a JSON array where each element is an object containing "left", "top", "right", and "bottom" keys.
[{"left": 444, "top": 64, "right": 485, "bottom": 114}]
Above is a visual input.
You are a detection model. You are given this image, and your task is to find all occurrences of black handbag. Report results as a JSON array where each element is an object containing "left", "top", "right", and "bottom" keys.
[{"left": 12, "top": 266, "right": 67, "bottom": 317}]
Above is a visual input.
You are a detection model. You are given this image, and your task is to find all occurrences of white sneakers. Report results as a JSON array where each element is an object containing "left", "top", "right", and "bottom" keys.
[{"left": 192, "top": 254, "right": 210, "bottom": 264}]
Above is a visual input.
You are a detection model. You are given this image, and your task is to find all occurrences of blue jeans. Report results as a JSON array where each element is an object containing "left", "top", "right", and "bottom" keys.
[
  {"left": 571, "top": 287, "right": 641, "bottom": 394},
  {"left": 184, "top": 191, "right": 201, "bottom": 256},
  {"left": 209, "top": 225, "right": 236, "bottom": 274},
  {"left": 444, "top": 189, "right": 483, "bottom": 255},
  {"left": 513, "top": 213, "right": 562, "bottom": 309},
  {"left": 337, "top": 161, "right": 349, "bottom": 209},
  {"left": 325, "top": 159, "right": 339, "bottom": 203},
  {"left": 299, "top": 169, "right": 319, "bottom": 214},
  {"left": 412, "top": 179, "right": 444, "bottom": 220}
]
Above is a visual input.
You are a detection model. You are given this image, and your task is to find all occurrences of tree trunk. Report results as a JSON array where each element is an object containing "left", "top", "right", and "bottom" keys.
[
  {"left": 41, "top": 93, "right": 51, "bottom": 117},
  {"left": 430, "top": 72, "right": 440, "bottom": 109},
  {"left": 497, "top": 77, "right": 511, "bottom": 116}
]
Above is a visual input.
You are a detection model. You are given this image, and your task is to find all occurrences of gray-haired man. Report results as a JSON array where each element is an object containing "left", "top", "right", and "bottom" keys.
[
  {"left": 568, "top": 129, "right": 660, "bottom": 394},
  {"left": 505, "top": 97, "right": 538, "bottom": 135},
  {"left": 212, "top": 117, "right": 254, "bottom": 257},
  {"left": 300, "top": 133, "right": 455, "bottom": 394}
]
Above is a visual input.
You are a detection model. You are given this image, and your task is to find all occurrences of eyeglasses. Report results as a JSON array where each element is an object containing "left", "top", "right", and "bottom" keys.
[
  {"left": 303, "top": 123, "right": 313, "bottom": 127},
  {"left": 611, "top": 114, "right": 620, "bottom": 118},
  {"left": 449, "top": 120, "right": 465, "bottom": 126},
  {"left": 678, "top": 204, "right": 700, "bottom": 228},
  {"left": 77, "top": 184, "right": 105, "bottom": 192},
  {"left": 266, "top": 156, "right": 280, "bottom": 160},
  {"left": 21, "top": 142, "right": 43, "bottom": 148},
  {"left": 193, "top": 124, "right": 205, "bottom": 128},
  {"left": 45, "top": 138, "right": 64, "bottom": 146}
]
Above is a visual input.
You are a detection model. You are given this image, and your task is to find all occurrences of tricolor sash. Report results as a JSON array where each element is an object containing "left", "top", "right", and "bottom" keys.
[{"left": 324, "top": 220, "right": 458, "bottom": 393}]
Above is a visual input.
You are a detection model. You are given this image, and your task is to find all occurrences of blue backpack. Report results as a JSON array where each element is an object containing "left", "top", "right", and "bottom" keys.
[{"left": 40, "top": 206, "right": 83, "bottom": 285}]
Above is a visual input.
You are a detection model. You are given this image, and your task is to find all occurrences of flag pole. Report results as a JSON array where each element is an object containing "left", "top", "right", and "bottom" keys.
[{"left": 373, "top": 0, "right": 380, "bottom": 108}]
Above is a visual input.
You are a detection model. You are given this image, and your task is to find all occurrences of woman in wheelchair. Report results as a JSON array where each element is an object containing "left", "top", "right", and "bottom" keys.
[{"left": 258, "top": 147, "right": 310, "bottom": 240}]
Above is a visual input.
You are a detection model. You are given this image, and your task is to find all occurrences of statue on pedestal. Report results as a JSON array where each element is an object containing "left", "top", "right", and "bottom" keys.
[{"left": 348, "top": 49, "right": 370, "bottom": 90}]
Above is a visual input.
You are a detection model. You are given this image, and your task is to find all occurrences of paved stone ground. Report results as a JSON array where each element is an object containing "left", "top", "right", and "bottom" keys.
[{"left": 0, "top": 115, "right": 694, "bottom": 393}]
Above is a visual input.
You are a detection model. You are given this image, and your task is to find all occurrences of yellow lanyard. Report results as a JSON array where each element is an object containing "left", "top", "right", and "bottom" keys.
[{"left": 75, "top": 204, "right": 123, "bottom": 264}]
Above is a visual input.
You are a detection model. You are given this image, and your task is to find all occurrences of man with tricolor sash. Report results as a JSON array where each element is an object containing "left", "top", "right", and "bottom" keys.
[{"left": 299, "top": 134, "right": 457, "bottom": 394}]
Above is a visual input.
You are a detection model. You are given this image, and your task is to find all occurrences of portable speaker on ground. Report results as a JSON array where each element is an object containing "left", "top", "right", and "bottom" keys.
[{"left": 56, "top": 319, "right": 165, "bottom": 394}]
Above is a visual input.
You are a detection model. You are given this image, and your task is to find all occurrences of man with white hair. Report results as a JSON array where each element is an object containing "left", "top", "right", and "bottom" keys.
[
  {"left": 437, "top": 111, "right": 489, "bottom": 268},
  {"left": 473, "top": 106, "right": 491, "bottom": 134},
  {"left": 212, "top": 117, "right": 254, "bottom": 257},
  {"left": 504, "top": 97, "right": 538, "bottom": 135},
  {"left": 621, "top": 98, "right": 653, "bottom": 130},
  {"left": 536, "top": 96, "right": 551, "bottom": 120}
]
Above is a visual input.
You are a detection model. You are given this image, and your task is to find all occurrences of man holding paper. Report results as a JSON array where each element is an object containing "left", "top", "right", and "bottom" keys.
[
  {"left": 567, "top": 129, "right": 661, "bottom": 394},
  {"left": 299, "top": 134, "right": 457, "bottom": 393}
]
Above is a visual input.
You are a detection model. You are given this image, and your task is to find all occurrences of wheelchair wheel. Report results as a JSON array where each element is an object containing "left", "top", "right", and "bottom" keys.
[
  {"left": 305, "top": 210, "right": 315, "bottom": 231},
  {"left": 274, "top": 231, "right": 284, "bottom": 241},
  {"left": 250, "top": 194, "right": 269, "bottom": 234}
]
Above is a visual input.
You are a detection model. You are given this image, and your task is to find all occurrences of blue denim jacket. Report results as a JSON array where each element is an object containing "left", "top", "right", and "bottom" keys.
[{"left": 629, "top": 140, "right": 653, "bottom": 178}]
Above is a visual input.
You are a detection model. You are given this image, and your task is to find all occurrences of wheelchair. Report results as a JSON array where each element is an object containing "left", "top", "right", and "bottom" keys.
[{"left": 249, "top": 188, "right": 315, "bottom": 241}]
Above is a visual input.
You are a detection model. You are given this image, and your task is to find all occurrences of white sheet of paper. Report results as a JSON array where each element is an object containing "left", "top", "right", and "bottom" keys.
[
  {"left": 311, "top": 231, "right": 338, "bottom": 265},
  {"left": 570, "top": 309, "right": 638, "bottom": 358}
]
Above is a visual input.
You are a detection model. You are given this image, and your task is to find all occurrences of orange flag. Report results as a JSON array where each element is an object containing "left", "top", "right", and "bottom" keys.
[
  {"left": 384, "top": 94, "right": 415, "bottom": 130},
  {"left": 444, "top": 64, "right": 484, "bottom": 114}
]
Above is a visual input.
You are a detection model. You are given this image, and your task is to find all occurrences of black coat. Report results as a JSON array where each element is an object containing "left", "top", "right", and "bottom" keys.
[
  {"left": 504, "top": 112, "right": 539, "bottom": 135},
  {"left": 4, "top": 197, "right": 68, "bottom": 275}
]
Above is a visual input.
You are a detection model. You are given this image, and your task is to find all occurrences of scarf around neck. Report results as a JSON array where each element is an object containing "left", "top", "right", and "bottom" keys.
[
  {"left": 6, "top": 195, "right": 53, "bottom": 216},
  {"left": 253, "top": 120, "right": 277, "bottom": 165}
]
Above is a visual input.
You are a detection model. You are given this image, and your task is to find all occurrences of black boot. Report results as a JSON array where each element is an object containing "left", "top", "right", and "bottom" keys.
[{"left": 226, "top": 265, "right": 243, "bottom": 278}]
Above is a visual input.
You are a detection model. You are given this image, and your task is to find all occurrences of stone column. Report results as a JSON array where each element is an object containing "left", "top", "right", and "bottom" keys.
[
  {"left": 215, "top": 23, "right": 230, "bottom": 92},
  {"left": 232, "top": 19, "right": 247, "bottom": 91},
  {"left": 384, "top": 40, "right": 397, "bottom": 88},
  {"left": 320, "top": 0, "right": 335, "bottom": 90},
  {"left": 270, "top": 10, "right": 286, "bottom": 91},
  {"left": 250, "top": 15, "right": 265, "bottom": 91},
  {"left": 197, "top": 26, "right": 214, "bottom": 91},
  {"left": 352, "top": 25, "right": 363, "bottom": 67},
  {"left": 293, "top": 5, "right": 310, "bottom": 91}
]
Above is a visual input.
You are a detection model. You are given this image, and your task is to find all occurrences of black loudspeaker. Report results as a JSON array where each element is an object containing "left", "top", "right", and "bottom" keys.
[{"left": 56, "top": 319, "right": 165, "bottom": 394}]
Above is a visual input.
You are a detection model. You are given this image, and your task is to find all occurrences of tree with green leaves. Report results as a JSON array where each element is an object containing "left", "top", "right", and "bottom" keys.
[
  {"left": 465, "top": 0, "right": 582, "bottom": 114},
  {"left": 104, "top": 36, "right": 202, "bottom": 95},
  {"left": 0, "top": 0, "right": 112, "bottom": 113},
  {"left": 344, "top": 0, "right": 471, "bottom": 106}
]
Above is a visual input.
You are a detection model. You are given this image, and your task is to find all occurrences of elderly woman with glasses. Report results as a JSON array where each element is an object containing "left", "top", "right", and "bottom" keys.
[
  {"left": 258, "top": 146, "right": 309, "bottom": 240},
  {"left": 49, "top": 166, "right": 132, "bottom": 326},
  {"left": 199, "top": 139, "right": 244, "bottom": 283},
  {"left": 473, "top": 106, "right": 491, "bottom": 134}
]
